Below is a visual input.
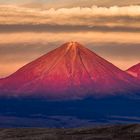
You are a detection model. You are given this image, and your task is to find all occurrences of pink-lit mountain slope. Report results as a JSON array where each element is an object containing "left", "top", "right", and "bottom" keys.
[
  {"left": 0, "top": 42, "right": 139, "bottom": 99},
  {"left": 127, "top": 63, "right": 140, "bottom": 79}
]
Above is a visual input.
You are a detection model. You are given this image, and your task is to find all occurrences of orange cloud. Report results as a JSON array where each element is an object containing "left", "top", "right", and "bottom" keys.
[{"left": 0, "top": 5, "right": 140, "bottom": 28}]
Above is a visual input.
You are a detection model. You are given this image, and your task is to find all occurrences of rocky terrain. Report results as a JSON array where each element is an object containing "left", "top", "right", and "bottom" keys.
[{"left": 0, "top": 124, "right": 140, "bottom": 140}]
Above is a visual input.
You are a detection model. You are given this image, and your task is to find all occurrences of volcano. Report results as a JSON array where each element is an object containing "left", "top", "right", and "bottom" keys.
[
  {"left": 127, "top": 63, "right": 140, "bottom": 79},
  {"left": 0, "top": 42, "right": 139, "bottom": 99}
]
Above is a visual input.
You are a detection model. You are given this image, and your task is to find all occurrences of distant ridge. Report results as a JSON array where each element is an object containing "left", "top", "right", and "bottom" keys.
[{"left": 127, "top": 63, "right": 140, "bottom": 79}]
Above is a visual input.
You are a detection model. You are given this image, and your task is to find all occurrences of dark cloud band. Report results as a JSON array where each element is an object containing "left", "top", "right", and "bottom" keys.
[{"left": 0, "top": 24, "right": 139, "bottom": 33}]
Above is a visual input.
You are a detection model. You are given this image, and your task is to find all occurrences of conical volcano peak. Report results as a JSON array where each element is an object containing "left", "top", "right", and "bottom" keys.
[
  {"left": 67, "top": 41, "right": 81, "bottom": 47},
  {"left": 61, "top": 42, "right": 86, "bottom": 58},
  {"left": 63, "top": 41, "right": 84, "bottom": 50}
]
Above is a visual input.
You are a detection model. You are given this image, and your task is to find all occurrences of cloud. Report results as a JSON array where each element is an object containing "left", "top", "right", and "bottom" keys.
[
  {"left": 0, "top": 5, "right": 140, "bottom": 32},
  {"left": 0, "top": 0, "right": 140, "bottom": 7},
  {"left": 0, "top": 24, "right": 139, "bottom": 33},
  {"left": 0, "top": 32, "right": 139, "bottom": 44},
  {"left": 90, "top": 43, "right": 140, "bottom": 60}
]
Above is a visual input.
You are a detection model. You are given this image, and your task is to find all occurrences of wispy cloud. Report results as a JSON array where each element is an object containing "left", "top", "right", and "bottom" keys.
[
  {"left": 0, "top": 5, "right": 140, "bottom": 32},
  {"left": 0, "top": 0, "right": 140, "bottom": 7}
]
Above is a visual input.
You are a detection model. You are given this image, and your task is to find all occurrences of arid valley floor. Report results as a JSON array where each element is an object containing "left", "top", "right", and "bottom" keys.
[{"left": 0, "top": 124, "right": 140, "bottom": 140}]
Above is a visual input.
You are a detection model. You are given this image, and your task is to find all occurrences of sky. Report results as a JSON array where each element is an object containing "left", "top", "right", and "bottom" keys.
[
  {"left": 0, "top": 0, "right": 140, "bottom": 7},
  {"left": 0, "top": 0, "right": 140, "bottom": 77}
]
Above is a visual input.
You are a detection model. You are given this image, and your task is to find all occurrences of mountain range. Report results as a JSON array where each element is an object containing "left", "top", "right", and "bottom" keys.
[{"left": 0, "top": 42, "right": 139, "bottom": 99}]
